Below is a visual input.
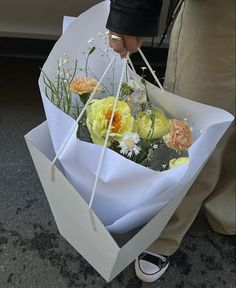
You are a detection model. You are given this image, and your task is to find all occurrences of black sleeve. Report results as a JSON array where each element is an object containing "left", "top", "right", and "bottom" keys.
[{"left": 106, "top": 0, "right": 163, "bottom": 37}]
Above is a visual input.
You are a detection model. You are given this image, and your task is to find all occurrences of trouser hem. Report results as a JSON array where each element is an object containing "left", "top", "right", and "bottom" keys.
[
  {"left": 146, "top": 244, "right": 177, "bottom": 257},
  {"left": 210, "top": 225, "right": 236, "bottom": 235}
]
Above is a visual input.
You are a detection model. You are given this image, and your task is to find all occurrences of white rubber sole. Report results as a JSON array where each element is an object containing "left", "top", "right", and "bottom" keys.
[{"left": 135, "top": 258, "right": 170, "bottom": 283}]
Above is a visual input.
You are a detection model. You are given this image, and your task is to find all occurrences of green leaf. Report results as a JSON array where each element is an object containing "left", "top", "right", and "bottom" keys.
[
  {"left": 80, "top": 93, "right": 90, "bottom": 105},
  {"left": 69, "top": 59, "right": 78, "bottom": 84}
]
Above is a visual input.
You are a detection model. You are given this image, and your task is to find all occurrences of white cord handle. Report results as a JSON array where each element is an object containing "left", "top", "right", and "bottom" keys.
[
  {"left": 89, "top": 56, "right": 128, "bottom": 209},
  {"left": 88, "top": 55, "right": 129, "bottom": 231},
  {"left": 137, "top": 47, "right": 164, "bottom": 90}
]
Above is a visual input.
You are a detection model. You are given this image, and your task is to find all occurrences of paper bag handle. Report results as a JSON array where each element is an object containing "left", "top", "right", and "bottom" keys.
[
  {"left": 88, "top": 56, "right": 129, "bottom": 230},
  {"left": 87, "top": 49, "right": 164, "bottom": 230},
  {"left": 127, "top": 48, "right": 164, "bottom": 91},
  {"left": 137, "top": 48, "right": 164, "bottom": 90}
]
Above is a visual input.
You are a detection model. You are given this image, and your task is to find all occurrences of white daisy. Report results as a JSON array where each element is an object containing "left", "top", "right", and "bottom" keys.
[{"left": 119, "top": 132, "right": 141, "bottom": 158}]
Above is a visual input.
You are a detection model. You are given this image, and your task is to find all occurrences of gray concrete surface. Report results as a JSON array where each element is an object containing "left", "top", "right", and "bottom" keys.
[{"left": 0, "top": 58, "right": 235, "bottom": 288}]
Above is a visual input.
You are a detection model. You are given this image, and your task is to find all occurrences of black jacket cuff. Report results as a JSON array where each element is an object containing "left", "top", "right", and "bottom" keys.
[{"left": 106, "top": 3, "right": 160, "bottom": 37}]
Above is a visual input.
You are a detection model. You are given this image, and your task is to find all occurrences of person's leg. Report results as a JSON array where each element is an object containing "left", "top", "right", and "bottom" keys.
[
  {"left": 147, "top": 0, "right": 235, "bottom": 255},
  {"left": 136, "top": 0, "right": 235, "bottom": 281},
  {"left": 136, "top": 125, "right": 235, "bottom": 282},
  {"left": 204, "top": 126, "right": 236, "bottom": 235},
  {"left": 148, "top": 124, "right": 235, "bottom": 256}
]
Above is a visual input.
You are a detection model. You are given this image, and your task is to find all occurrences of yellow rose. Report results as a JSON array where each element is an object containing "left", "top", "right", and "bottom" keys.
[
  {"left": 86, "top": 96, "right": 134, "bottom": 146},
  {"left": 136, "top": 108, "right": 170, "bottom": 140},
  {"left": 169, "top": 157, "right": 189, "bottom": 168}
]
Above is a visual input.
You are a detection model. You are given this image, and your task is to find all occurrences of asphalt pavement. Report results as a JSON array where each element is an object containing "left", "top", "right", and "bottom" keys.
[{"left": 0, "top": 57, "right": 235, "bottom": 288}]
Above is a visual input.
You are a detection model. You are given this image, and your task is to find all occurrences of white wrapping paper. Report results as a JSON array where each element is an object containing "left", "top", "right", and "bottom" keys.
[{"left": 39, "top": 1, "right": 234, "bottom": 233}]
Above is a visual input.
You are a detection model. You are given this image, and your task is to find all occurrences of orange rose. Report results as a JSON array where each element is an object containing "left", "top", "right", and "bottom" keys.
[
  {"left": 70, "top": 77, "right": 98, "bottom": 94},
  {"left": 163, "top": 119, "right": 192, "bottom": 151}
]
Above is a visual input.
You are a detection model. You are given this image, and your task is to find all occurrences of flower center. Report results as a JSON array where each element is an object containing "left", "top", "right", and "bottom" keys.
[
  {"left": 105, "top": 109, "right": 122, "bottom": 132},
  {"left": 124, "top": 138, "right": 135, "bottom": 149}
]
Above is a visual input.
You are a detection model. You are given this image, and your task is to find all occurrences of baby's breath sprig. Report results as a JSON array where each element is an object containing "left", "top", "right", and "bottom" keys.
[{"left": 41, "top": 55, "right": 78, "bottom": 115}]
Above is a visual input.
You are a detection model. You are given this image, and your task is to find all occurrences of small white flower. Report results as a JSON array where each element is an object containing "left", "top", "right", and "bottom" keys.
[
  {"left": 88, "top": 38, "right": 94, "bottom": 44},
  {"left": 140, "top": 67, "right": 147, "bottom": 71},
  {"left": 105, "top": 31, "right": 109, "bottom": 35},
  {"left": 153, "top": 144, "right": 158, "bottom": 149},
  {"left": 58, "top": 58, "right": 63, "bottom": 67},
  {"left": 63, "top": 58, "right": 68, "bottom": 65},
  {"left": 119, "top": 132, "right": 141, "bottom": 158}
]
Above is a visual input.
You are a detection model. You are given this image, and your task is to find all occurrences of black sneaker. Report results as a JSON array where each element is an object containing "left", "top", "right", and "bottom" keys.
[{"left": 135, "top": 251, "right": 170, "bottom": 283}]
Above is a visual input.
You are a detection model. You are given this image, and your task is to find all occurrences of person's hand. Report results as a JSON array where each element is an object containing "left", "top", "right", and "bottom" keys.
[{"left": 109, "top": 31, "right": 144, "bottom": 58}]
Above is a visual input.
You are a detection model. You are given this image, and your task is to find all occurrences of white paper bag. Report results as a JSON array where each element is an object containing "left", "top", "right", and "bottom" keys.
[
  {"left": 38, "top": 1, "right": 234, "bottom": 233},
  {"left": 25, "top": 121, "right": 206, "bottom": 281}
]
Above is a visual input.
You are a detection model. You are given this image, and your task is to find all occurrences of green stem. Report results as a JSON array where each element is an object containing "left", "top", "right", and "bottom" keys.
[{"left": 69, "top": 59, "right": 78, "bottom": 84}]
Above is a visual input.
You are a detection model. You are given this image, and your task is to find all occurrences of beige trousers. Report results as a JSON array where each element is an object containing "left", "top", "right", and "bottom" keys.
[{"left": 148, "top": 0, "right": 236, "bottom": 256}]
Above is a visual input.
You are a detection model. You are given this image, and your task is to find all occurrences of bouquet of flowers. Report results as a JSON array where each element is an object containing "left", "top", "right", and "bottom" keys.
[
  {"left": 36, "top": 7, "right": 233, "bottom": 234},
  {"left": 42, "top": 42, "right": 193, "bottom": 174}
]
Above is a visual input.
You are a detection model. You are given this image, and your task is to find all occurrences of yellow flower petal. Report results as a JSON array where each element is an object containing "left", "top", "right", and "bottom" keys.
[
  {"left": 169, "top": 157, "right": 189, "bottom": 168},
  {"left": 86, "top": 96, "right": 134, "bottom": 146},
  {"left": 136, "top": 108, "right": 170, "bottom": 140}
]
